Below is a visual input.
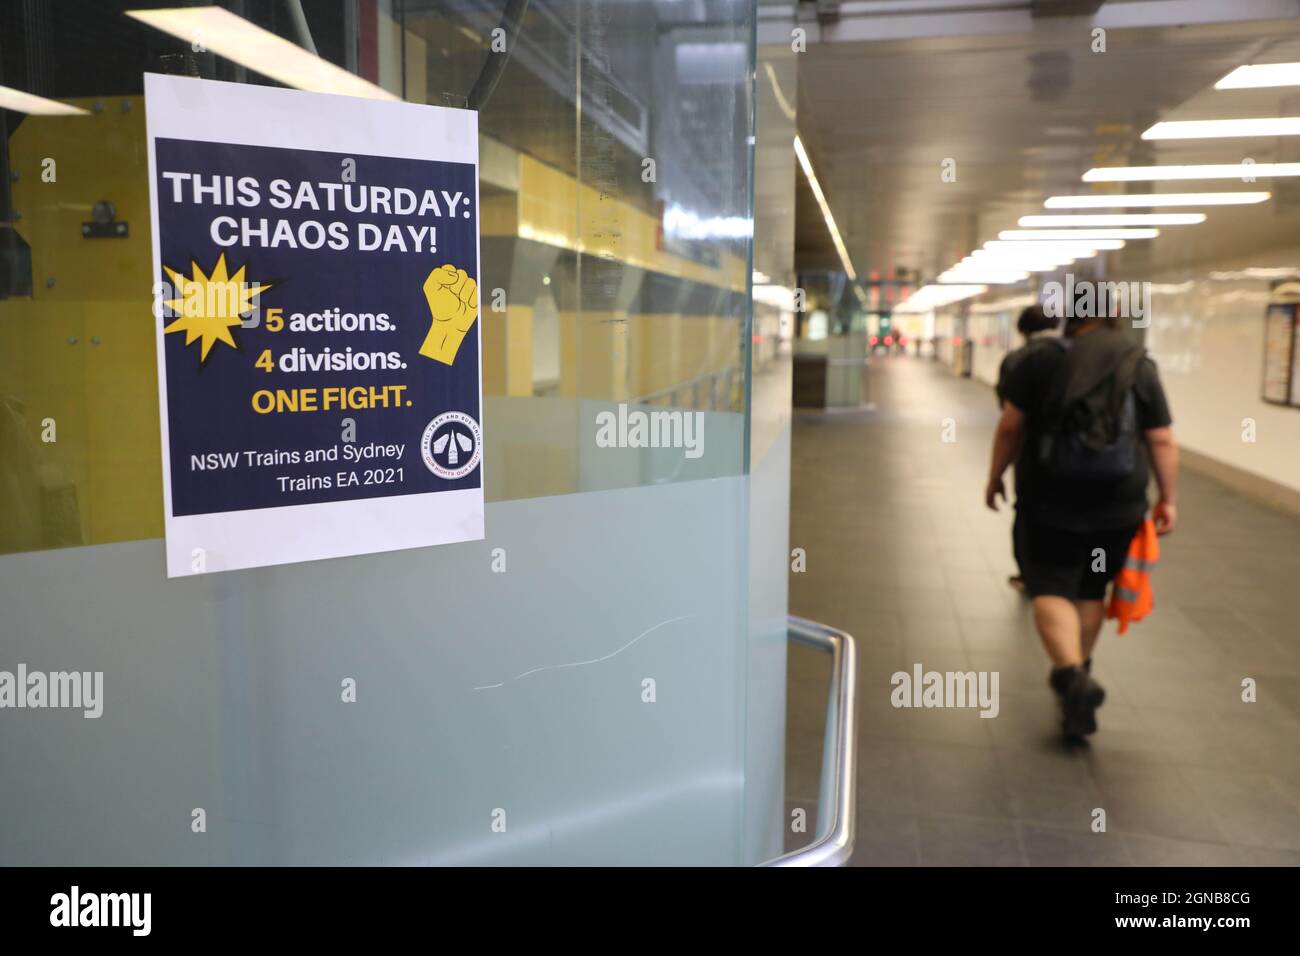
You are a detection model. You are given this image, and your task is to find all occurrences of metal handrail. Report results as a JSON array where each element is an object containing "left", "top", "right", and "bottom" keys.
[
  {"left": 760, "top": 615, "right": 857, "bottom": 867},
  {"left": 632, "top": 366, "right": 733, "bottom": 408}
]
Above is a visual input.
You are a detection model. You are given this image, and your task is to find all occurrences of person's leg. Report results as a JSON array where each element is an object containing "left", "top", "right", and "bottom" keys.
[
  {"left": 1077, "top": 598, "right": 1106, "bottom": 662},
  {"left": 1023, "top": 521, "right": 1106, "bottom": 739},
  {"left": 1023, "top": 521, "right": 1084, "bottom": 664},
  {"left": 1009, "top": 507, "right": 1027, "bottom": 588},
  {"left": 1076, "top": 524, "right": 1138, "bottom": 666},
  {"left": 1033, "top": 595, "right": 1084, "bottom": 667}
]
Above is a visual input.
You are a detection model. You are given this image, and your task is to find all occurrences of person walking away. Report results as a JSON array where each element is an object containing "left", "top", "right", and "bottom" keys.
[
  {"left": 995, "top": 305, "right": 1060, "bottom": 592},
  {"left": 983, "top": 311, "right": 1178, "bottom": 741}
]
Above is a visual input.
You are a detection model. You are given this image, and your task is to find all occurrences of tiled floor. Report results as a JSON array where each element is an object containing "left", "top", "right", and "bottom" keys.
[{"left": 784, "top": 355, "right": 1300, "bottom": 866}]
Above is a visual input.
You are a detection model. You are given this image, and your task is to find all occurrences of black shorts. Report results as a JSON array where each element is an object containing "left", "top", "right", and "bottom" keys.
[{"left": 1022, "top": 521, "right": 1139, "bottom": 601}]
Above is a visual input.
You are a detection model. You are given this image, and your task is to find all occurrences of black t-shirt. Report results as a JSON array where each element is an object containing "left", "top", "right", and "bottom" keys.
[
  {"left": 1003, "top": 331, "right": 1173, "bottom": 531},
  {"left": 996, "top": 336, "right": 1058, "bottom": 406}
]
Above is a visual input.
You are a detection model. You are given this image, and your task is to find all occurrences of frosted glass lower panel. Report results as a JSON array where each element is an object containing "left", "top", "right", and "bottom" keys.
[{"left": 0, "top": 477, "right": 747, "bottom": 865}]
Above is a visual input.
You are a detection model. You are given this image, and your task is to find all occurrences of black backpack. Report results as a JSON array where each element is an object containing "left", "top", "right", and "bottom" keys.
[{"left": 1038, "top": 335, "right": 1144, "bottom": 482}]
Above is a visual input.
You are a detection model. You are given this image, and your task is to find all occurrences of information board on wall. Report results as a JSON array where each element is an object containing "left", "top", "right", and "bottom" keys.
[
  {"left": 1262, "top": 303, "right": 1296, "bottom": 406},
  {"left": 145, "top": 74, "right": 484, "bottom": 576}
]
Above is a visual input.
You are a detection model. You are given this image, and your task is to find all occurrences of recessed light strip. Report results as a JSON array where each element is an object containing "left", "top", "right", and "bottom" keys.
[
  {"left": 1083, "top": 163, "right": 1300, "bottom": 182},
  {"left": 0, "top": 84, "right": 88, "bottom": 116},
  {"left": 1143, "top": 118, "right": 1300, "bottom": 140},
  {"left": 1044, "top": 192, "right": 1268, "bottom": 208},
  {"left": 984, "top": 239, "right": 1124, "bottom": 251},
  {"left": 1216, "top": 63, "right": 1300, "bottom": 90},
  {"left": 1018, "top": 214, "right": 1204, "bottom": 227},
  {"left": 793, "top": 134, "right": 858, "bottom": 283},
  {"left": 896, "top": 284, "right": 987, "bottom": 313},
  {"left": 967, "top": 253, "right": 1076, "bottom": 270},
  {"left": 1000, "top": 229, "right": 1159, "bottom": 240},
  {"left": 938, "top": 269, "right": 1029, "bottom": 285},
  {"left": 126, "top": 7, "right": 398, "bottom": 101}
]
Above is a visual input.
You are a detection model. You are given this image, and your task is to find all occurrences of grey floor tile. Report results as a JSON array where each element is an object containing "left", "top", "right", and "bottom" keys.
[
  {"left": 899, "top": 640, "right": 970, "bottom": 670},
  {"left": 858, "top": 697, "right": 912, "bottom": 741},
  {"left": 1123, "top": 835, "right": 1247, "bottom": 867},
  {"left": 1089, "top": 764, "right": 1228, "bottom": 843},
  {"left": 848, "top": 811, "right": 921, "bottom": 867},
  {"left": 959, "top": 618, "right": 1037, "bottom": 653},
  {"left": 910, "top": 740, "right": 1017, "bottom": 820},
  {"left": 902, "top": 704, "right": 994, "bottom": 747},
  {"left": 1019, "top": 823, "right": 1132, "bottom": 866},
  {"left": 968, "top": 648, "right": 1051, "bottom": 688},
  {"left": 783, "top": 733, "right": 823, "bottom": 806},
  {"left": 856, "top": 737, "right": 916, "bottom": 815},
  {"left": 899, "top": 613, "right": 964, "bottom": 644},
  {"left": 916, "top": 815, "right": 1025, "bottom": 866},
  {"left": 1234, "top": 845, "right": 1300, "bottom": 866},
  {"left": 1176, "top": 767, "right": 1300, "bottom": 850}
]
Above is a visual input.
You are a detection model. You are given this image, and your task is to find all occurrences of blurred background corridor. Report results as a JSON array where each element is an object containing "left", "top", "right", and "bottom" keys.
[{"left": 784, "top": 356, "right": 1300, "bottom": 865}]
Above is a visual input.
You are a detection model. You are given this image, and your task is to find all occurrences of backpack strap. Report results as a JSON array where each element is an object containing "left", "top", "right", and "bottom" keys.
[
  {"left": 1040, "top": 337, "right": 1072, "bottom": 430},
  {"left": 1042, "top": 335, "right": 1143, "bottom": 442}
]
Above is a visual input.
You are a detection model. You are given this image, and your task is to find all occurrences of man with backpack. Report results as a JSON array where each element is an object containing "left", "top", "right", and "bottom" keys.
[
  {"left": 996, "top": 305, "right": 1062, "bottom": 593},
  {"left": 983, "top": 308, "right": 1179, "bottom": 741}
]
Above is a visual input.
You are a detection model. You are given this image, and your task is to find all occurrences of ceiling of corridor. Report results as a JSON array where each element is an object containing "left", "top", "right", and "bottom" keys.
[{"left": 790, "top": 0, "right": 1300, "bottom": 281}]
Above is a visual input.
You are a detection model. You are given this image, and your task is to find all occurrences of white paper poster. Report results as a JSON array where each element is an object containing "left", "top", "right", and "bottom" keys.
[{"left": 144, "top": 74, "right": 484, "bottom": 576}]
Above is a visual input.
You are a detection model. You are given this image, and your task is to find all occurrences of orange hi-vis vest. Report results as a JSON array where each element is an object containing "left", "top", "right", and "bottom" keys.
[{"left": 1108, "top": 518, "right": 1159, "bottom": 634}]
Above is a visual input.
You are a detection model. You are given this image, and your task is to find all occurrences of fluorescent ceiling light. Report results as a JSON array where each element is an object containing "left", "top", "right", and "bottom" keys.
[
  {"left": 1083, "top": 163, "right": 1300, "bottom": 182},
  {"left": 1045, "top": 192, "right": 1269, "bottom": 208},
  {"left": 896, "top": 284, "right": 986, "bottom": 313},
  {"left": 0, "top": 84, "right": 88, "bottom": 116},
  {"left": 972, "top": 243, "right": 1085, "bottom": 254},
  {"left": 793, "top": 134, "right": 858, "bottom": 283},
  {"left": 126, "top": 7, "right": 398, "bottom": 101},
  {"left": 968, "top": 251, "right": 1071, "bottom": 263},
  {"left": 1018, "top": 214, "right": 1204, "bottom": 227},
  {"left": 971, "top": 293, "right": 1039, "bottom": 315},
  {"left": 942, "top": 263, "right": 1031, "bottom": 273},
  {"left": 973, "top": 262, "right": 1076, "bottom": 273},
  {"left": 966, "top": 259, "right": 1067, "bottom": 270},
  {"left": 1143, "top": 118, "right": 1300, "bottom": 140},
  {"left": 1000, "top": 229, "right": 1159, "bottom": 240},
  {"left": 968, "top": 247, "right": 1071, "bottom": 258},
  {"left": 939, "top": 269, "right": 1028, "bottom": 285},
  {"left": 753, "top": 283, "right": 795, "bottom": 311},
  {"left": 984, "top": 239, "right": 1123, "bottom": 251},
  {"left": 1210, "top": 267, "right": 1300, "bottom": 280},
  {"left": 1216, "top": 63, "right": 1300, "bottom": 89},
  {"left": 967, "top": 253, "right": 1073, "bottom": 271}
]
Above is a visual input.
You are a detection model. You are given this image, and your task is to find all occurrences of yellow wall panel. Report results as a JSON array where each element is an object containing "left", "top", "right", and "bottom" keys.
[{"left": 3, "top": 97, "right": 161, "bottom": 552}]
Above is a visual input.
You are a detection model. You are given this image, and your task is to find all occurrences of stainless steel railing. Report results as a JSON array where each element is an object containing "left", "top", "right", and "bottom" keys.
[{"left": 760, "top": 616, "right": 857, "bottom": 867}]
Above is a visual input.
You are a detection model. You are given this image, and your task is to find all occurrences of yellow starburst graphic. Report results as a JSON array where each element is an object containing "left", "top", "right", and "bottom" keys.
[{"left": 162, "top": 254, "right": 272, "bottom": 362}]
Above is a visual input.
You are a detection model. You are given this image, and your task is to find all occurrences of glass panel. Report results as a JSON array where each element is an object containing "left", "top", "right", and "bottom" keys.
[{"left": 0, "top": 0, "right": 758, "bottom": 865}]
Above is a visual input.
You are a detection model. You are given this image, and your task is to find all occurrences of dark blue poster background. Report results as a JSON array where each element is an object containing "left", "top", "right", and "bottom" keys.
[{"left": 155, "top": 138, "right": 481, "bottom": 517}]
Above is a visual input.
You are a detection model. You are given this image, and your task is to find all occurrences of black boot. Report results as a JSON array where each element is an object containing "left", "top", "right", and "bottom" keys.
[{"left": 1049, "top": 665, "right": 1105, "bottom": 740}]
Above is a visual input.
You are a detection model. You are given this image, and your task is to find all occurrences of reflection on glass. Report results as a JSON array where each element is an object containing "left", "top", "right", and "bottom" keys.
[{"left": 0, "top": 0, "right": 754, "bottom": 555}]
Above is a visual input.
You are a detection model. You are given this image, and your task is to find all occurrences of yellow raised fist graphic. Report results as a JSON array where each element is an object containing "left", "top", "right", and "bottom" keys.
[{"left": 419, "top": 264, "right": 478, "bottom": 364}]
